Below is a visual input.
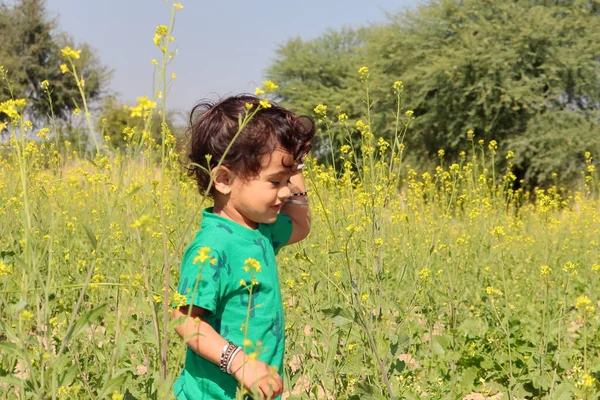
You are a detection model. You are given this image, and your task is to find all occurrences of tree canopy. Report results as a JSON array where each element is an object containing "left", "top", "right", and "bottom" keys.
[
  {"left": 0, "top": 0, "right": 110, "bottom": 125},
  {"left": 267, "top": 0, "right": 600, "bottom": 187}
]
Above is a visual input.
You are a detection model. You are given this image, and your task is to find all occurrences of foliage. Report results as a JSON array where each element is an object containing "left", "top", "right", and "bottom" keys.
[
  {"left": 267, "top": 0, "right": 600, "bottom": 188},
  {"left": 98, "top": 96, "right": 183, "bottom": 150},
  {"left": 0, "top": 0, "right": 110, "bottom": 125}
]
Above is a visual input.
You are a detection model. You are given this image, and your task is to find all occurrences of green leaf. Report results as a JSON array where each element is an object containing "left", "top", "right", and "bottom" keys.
[
  {"left": 431, "top": 335, "right": 450, "bottom": 356},
  {"left": 83, "top": 224, "right": 97, "bottom": 249},
  {"left": 65, "top": 304, "right": 107, "bottom": 346},
  {"left": 551, "top": 382, "right": 573, "bottom": 400},
  {"left": 459, "top": 367, "right": 478, "bottom": 390},
  {"left": 0, "top": 341, "right": 21, "bottom": 357},
  {"left": 0, "top": 375, "right": 23, "bottom": 387},
  {"left": 320, "top": 307, "right": 354, "bottom": 327},
  {"left": 97, "top": 373, "right": 128, "bottom": 398}
]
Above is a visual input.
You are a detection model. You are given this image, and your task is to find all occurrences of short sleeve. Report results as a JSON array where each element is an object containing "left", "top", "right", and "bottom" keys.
[
  {"left": 261, "top": 213, "right": 293, "bottom": 255},
  {"left": 176, "top": 245, "right": 224, "bottom": 314}
]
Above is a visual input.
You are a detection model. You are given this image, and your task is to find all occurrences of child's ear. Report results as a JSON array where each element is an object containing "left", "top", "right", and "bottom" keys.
[{"left": 212, "top": 166, "right": 234, "bottom": 195}]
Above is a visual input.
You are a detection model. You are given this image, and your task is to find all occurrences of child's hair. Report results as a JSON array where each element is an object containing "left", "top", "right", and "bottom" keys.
[{"left": 185, "top": 94, "right": 315, "bottom": 196}]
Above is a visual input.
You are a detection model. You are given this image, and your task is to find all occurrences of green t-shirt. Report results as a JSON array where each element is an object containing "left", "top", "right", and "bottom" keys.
[{"left": 173, "top": 208, "right": 293, "bottom": 400}]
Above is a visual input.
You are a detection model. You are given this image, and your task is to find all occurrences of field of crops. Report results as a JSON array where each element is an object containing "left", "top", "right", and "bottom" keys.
[{"left": 2, "top": 5, "right": 600, "bottom": 400}]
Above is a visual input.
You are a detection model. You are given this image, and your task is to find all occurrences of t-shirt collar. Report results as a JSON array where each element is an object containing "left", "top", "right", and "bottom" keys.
[{"left": 201, "top": 207, "right": 265, "bottom": 240}]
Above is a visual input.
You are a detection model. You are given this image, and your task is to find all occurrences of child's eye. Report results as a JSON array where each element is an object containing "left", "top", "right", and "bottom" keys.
[{"left": 270, "top": 180, "right": 291, "bottom": 186}]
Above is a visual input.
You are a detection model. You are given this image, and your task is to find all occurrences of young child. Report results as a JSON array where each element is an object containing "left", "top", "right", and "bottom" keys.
[{"left": 172, "top": 95, "right": 315, "bottom": 400}]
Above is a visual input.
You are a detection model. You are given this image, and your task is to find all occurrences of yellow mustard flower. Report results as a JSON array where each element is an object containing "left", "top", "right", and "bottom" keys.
[{"left": 60, "top": 46, "right": 81, "bottom": 59}]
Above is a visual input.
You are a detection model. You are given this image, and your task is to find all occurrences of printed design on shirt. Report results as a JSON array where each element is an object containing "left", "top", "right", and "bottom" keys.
[
  {"left": 220, "top": 322, "right": 229, "bottom": 339},
  {"left": 239, "top": 284, "right": 261, "bottom": 318},
  {"left": 215, "top": 223, "right": 234, "bottom": 234},
  {"left": 269, "top": 311, "right": 283, "bottom": 343},
  {"left": 210, "top": 249, "right": 231, "bottom": 280},
  {"left": 178, "top": 276, "right": 189, "bottom": 295},
  {"left": 253, "top": 238, "right": 269, "bottom": 267}
]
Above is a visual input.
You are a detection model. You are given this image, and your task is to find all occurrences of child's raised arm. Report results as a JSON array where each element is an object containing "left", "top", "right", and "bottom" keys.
[
  {"left": 280, "top": 170, "right": 310, "bottom": 245},
  {"left": 173, "top": 305, "right": 283, "bottom": 399}
]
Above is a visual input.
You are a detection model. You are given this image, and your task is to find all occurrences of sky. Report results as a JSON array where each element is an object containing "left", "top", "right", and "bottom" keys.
[{"left": 45, "top": 0, "right": 417, "bottom": 118}]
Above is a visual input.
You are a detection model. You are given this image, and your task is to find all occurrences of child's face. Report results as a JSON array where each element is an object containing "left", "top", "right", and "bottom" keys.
[{"left": 226, "top": 148, "right": 295, "bottom": 229}]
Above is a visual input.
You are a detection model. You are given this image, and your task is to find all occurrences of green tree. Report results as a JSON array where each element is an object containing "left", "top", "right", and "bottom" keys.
[
  {"left": 268, "top": 0, "right": 600, "bottom": 188},
  {"left": 97, "top": 95, "right": 183, "bottom": 150},
  {"left": 0, "top": 0, "right": 110, "bottom": 124}
]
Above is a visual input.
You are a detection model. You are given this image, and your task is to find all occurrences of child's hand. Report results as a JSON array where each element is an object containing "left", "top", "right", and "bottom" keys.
[{"left": 230, "top": 352, "right": 283, "bottom": 399}]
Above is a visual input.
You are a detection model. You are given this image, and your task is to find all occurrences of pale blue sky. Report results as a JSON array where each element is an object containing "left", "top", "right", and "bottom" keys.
[{"left": 46, "top": 0, "right": 416, "bottom": 117}]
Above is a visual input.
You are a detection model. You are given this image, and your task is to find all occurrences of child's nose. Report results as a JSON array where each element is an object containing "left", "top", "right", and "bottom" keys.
[{"left": 279, "top": 185, "right": 291, "bottom": 200}]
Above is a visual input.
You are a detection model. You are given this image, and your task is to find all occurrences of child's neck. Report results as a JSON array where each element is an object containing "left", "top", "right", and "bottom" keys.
[{"left": 212, "top": 201, "right": 258, "bottom": 230}]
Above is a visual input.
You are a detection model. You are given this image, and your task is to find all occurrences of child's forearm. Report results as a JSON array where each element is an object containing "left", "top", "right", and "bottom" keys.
[
  {"left": 281, "top": 172, "right": 311, "bottom": 244},
  {"left": 173, "top": 306, "right": 231, "bottom": 366},
  {"left": 172, "top": 306, "right": 251, "bottom": 373},
  {"left": 173, "top": 306, "right": 282, "bottom": 395}
]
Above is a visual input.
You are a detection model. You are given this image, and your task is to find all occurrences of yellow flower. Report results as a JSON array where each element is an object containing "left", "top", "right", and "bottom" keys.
[
  {"left": 405, "top": 110, "right": 414, "bottom": 117},
  {"left": 340, "top": 145, "right": 351, "bottom": 154},
  {"left": 418, "top": 268, "right": 431, "bottom": 280},
  {"left": 130, "top": 96, "right": 157, "bottom": 118},
  {"left": 437, "top": 149, "right": 445, "bottom": 158},
  {"left": 73, "top": 108, "right": 81, "bottom": 115},
  {"left": 111, "top": 391, "right": 124, "bottom": 400},
  {"left": 467, "top": 129, "right": 474, "bottom": 140},
  {"left": 41, "top": 80, "right": 49, "bottom": 88},
  {"left": 173, "top": 2, "right": 184, "bottom": 10},
  {"left": 485, "top": 286, "right": 502, "bottom": 296},
  {"left": 171, "top": 73, "right": 177, "bottom": 80},
  {"left": 582, "top": 374, "right": 595, "bottom": 387},
  {"left": 193, "top": 247, "right": 213, "bottom": 264},
  {"left": 0, "top": 260, "right": 13, "bottom": 276},
  {"left": 151, "top": 59, "right": 158, "bottom": 66},
  {"left": 313, "top": 104, "right": 327, "bottom": 116},
  {"left": 575, "top": 295, "right": 591, "bottom": 310},
  {"left": 393, "top": 80, "right": 403, "bottom": 90},
  {"left": 262, "top": 80, "right": 278, "bottom": 93},
  {"left": 254, "top": 87, "right": 265, "bottom": 96},
  {"left": 60, "top": 64, "right": 69, "bottom": 74},
  {"left": 21, "top": 310, "right": 34, "bottom": 320},
  {"left": 244, "top": 258, "right": 261, "bottom": 272},
  {"left": 490, "top": 226, "right": 506, "bottom": 237},
  {"left": 563, "top": 261, "right": 578, "bottom": 275},
  {"left": 539, "top": 265, "right": 552, "bottom": 277},
  {"left": 240, "top": 279, "right": 247, "bottom": 287},
  {"left": 171, "top": 292, "right": 188, "bottom": 307},
  {"left": 259, "top": 99, "right": 271, "bottom": 109},
  {"left": 358, "top": 66, "right": 369, "bottom": 80},
  {"left": 60, "top": 46, "right": 81, "bottom": 59},
  {"left": 155, "top": 25, "right": 169, "bottom": 37}
]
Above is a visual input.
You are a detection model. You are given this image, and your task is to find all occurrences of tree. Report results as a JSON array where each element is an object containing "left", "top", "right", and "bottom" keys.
[
  {"left": 0, "top": 0, "right": 110, "bottom": 125},
  {"left": 97, "top": 96, "right": 184, "bottom": 150},
  {"left": 267, "top": 0, "right": 600, "bottom": 188}
]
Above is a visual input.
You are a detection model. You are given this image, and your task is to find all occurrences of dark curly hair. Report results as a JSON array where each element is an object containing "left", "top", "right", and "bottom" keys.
[{"left": 185, "top": 95, "right": 315, "bottom": 196}]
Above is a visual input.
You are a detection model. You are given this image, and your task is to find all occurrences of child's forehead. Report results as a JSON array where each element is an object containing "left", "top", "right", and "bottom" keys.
[{"left": 260, "top": 149, "right": 295, "bottom": 173}]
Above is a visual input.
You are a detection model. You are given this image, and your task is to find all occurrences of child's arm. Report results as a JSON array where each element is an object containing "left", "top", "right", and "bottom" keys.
[
  {"left": 173, "top": 305, "right": 283, "bottom": 399},
  {"left": 280, "top": 170, "right": 310, "bottom": 245}
]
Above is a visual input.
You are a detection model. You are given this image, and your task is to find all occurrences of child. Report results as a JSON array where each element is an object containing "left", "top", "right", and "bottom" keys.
[{"left": 172, "top": 95, "right": 315, "bottom": 400}]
